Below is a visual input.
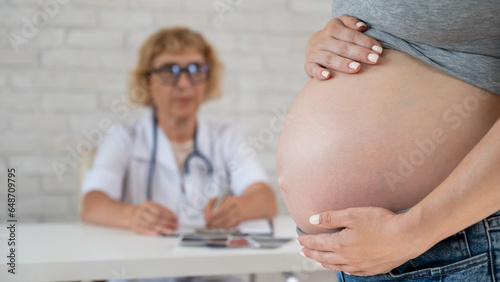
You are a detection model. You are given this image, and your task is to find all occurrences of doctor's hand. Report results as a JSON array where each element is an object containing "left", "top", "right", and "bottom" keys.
[
  {"left": 297, "top": 207, "right": 423, "bottom": 276},
  {"left": 305, "top": 15, "right": 383, "bottom": 80},
  {"left": 129, "top": 201, "right": 178, "bottom": 236},
  {"left": 203, "top": 196, "right": 244, "bottom": 228}
]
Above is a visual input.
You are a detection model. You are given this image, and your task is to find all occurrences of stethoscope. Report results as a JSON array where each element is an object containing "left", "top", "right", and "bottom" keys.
[{"left": 146, "top": 112, "right": 214, "bottom": 201}]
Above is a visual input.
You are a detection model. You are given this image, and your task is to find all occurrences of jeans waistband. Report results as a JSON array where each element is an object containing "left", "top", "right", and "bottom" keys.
[{"left": 463, "top": 210, "right": 500, "bottom": 257}]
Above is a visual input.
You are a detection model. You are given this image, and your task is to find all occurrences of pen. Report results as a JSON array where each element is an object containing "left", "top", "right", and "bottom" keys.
[{"left": 212, "top": 186, "right": 231, "bottom": 212}]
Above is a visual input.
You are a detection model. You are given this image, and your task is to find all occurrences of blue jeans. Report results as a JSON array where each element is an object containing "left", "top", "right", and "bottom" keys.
[{"left": 335, "top": 210, "right": 500, "bottom": 281}]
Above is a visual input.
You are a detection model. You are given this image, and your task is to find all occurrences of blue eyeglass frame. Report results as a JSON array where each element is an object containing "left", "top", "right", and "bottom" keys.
[{"left": 149, "top": 63, "right": 210, "bottom": 85}]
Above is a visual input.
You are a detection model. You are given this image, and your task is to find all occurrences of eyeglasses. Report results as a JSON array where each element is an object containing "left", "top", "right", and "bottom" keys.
[{"left": 149, "top": 63, "right": 210, "bottom": 86}]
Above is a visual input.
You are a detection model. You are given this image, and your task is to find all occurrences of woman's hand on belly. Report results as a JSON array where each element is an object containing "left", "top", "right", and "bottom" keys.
[
  {"left": 297, "top": 207, "right": 419, "bottom": 276},
  {"left": 305, "top": 15, "right": 383, "bottom": 80}
]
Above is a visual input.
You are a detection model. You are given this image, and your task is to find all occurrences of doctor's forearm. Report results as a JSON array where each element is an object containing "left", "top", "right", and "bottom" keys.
[
  {"left": 81, "top": 190, "right": 136, "bottom": 229},
  {"left": 239, "top": 182, "right": 278, "bottom": 220}
]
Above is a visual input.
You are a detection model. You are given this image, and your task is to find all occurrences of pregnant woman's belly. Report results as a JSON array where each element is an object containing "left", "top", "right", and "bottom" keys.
[{"left": 277, "top": 49, "right": 500, "bottom": 234}]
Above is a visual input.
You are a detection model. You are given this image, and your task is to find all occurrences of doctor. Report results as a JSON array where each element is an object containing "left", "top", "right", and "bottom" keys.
[{"left": 81, "top": 27, "right": 277, "bottom": 238}]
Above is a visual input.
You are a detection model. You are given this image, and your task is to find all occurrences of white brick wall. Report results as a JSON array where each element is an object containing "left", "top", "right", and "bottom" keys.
[
  {"left": 67, "top": 30, "right": 125, "bottom": 49},
  {"left": 1, "top": 4, "right": 336, "bottom": 279},
  {"left": 0, "top": 114, "right": 9, "bottom": 131},
  {"left": 72, "top": 72, "right": 127, "bottom": 91},
  {"left": 41, "top": 50, "right": 99, "bottom": 68},
  {"left": 11, "top": 113, "right": 68, "bottom": 132},
  {"left": 10, "top": 70, "right": 72, "bottom": 89},
  {"left": 100, "top": 10, "right": 154, "bottom": 29},
  {"left": 39, "top": 93, "right": 98, "bottom": 110},
  {"left": 69, "top": 0, "right": 128, "bottom": 8},
  {"left": 48, "top": 8, "right": 98, "bottom": 27},
  {"left": 130, "top": 0, "right": 182, "bottom": 9},
  {"left": 239, "top": 0, "right": 288, "bottom": 11},
  {"left": 0, "top": 49, "right": 38, "bottom": 66},
  {"left": 0, "top": 93, "right": 39, "bottom": 110},
  {"left": 23, "top": 28, "right": 66, "bottom": 48},
  {"left": 0, "top": 135, "right": 46, "bottom": 153}
]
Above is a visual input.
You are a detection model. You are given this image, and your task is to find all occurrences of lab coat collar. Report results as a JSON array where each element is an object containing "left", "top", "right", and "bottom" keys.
[{"left": 131, "top": 109, "right": 211, "bottom": 173}]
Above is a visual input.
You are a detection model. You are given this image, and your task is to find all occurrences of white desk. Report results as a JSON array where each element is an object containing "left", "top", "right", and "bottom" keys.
[{"left": 0, "top": 216, "right": 324, "bottom": 282}]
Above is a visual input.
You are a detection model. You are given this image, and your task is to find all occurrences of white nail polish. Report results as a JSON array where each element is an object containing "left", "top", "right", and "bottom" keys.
[
  {"left": 348, "top": 62, "right": 360, "bottom": 70},
  {"left": 300, "top": 251, "right": 306, "bottom": 257},
  {"left": 368, "top": 53, "right": 379, "bottom": 63},
  {"left": 316, "top": 262, "right": 324, "bottom": 268},
  {"left": 309, "top": 214, "right": 320, "bottom": 225},
  {"left": 321, "top": 70, "right": 329, "bottom": 78},
  {"left": 371, "top": 45, "right": 383, "bottom": 54},
  {"left": 296, "top": 238, "right": 301, "bottom": 245},
  {"left": 278, "top": 177, "right": 285, "bottom": 190},
  {"left": 356, "top": 21, "right": 366, "bottom": 28}
]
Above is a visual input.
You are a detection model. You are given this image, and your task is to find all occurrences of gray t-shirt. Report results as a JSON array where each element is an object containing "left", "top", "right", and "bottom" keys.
[{"left": 332, "top": 0, "right": 500, "bottom": 95}]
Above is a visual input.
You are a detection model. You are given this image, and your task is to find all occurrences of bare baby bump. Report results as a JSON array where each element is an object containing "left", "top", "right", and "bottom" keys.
[{"left": 277, "top": 50, "right": 500, "bottom": 234}]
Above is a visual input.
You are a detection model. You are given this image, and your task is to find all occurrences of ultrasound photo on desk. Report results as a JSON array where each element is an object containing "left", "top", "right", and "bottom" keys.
[{"left": 179, "top": 235, "right": 292, "bottom": 248}]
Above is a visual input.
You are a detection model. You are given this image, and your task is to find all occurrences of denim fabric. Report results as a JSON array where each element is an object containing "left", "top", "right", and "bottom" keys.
[{"left": 335, "top": 211, "right": 500, "bottom": 281}]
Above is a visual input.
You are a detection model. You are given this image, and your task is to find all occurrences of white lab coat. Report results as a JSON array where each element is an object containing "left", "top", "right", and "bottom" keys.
[
  {"left": 82, "top": 110, "right": 267, "bottom": 282},
  {"left": 82, "top": 110, "right": 268, "bottom": 227}
]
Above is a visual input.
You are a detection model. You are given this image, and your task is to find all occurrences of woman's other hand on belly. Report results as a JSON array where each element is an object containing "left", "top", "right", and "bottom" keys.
[
  {"left": 305, "top": 15, "right": 383, "bottom": 80},
  {"left": 297, "top": 207, "right": 422, "bottom": 276}
]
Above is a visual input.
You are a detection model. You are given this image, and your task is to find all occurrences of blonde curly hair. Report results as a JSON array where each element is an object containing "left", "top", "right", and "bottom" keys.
[{"left": 128, "top": 27, "right": 224, "bottom": 107}]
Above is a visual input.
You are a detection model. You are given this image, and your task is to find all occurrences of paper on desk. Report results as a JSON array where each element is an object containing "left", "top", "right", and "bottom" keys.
[
  {"left": 238, "top": 219, "right": 272, "bottom": 235},
  {"left": 173, "top": 219, "right": 272, "bottom": 236},
  {"left": 175, "top": 225, "right": 198, "bottom": 235}
]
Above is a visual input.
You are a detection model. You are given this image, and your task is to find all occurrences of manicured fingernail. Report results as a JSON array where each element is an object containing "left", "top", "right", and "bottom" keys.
[
  {"left": 356, "top": 21, "right": 366, "bottom": 28},
  {"left": 348, "top": 61, "right": 360, "bottom": 70},
  {"left": 278, "top": 177, "right": 285, "bottom": 190},
  {"left": 371, "top": 45, "right": 383, "bottom": 54},
  {"left": 296, "top": 238, "right": 301, "bottom": 245},
  {"left": 309, "top": 214, "right": 320, "bottom": 225},
  {"left": 316, "top": 262, "right": 324, "bottom": 268},
  {"left": 321, "top": 70, "right": 330, "bottom": 78},
  {"left": 368, "top": 53, "right": 379, "bottom": 63},
  {"left": 300, "top": 250, "right": 306, "bottom": 257},
  {"left": 345, "top": 272, "right": 352, "bottom": 275}
]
